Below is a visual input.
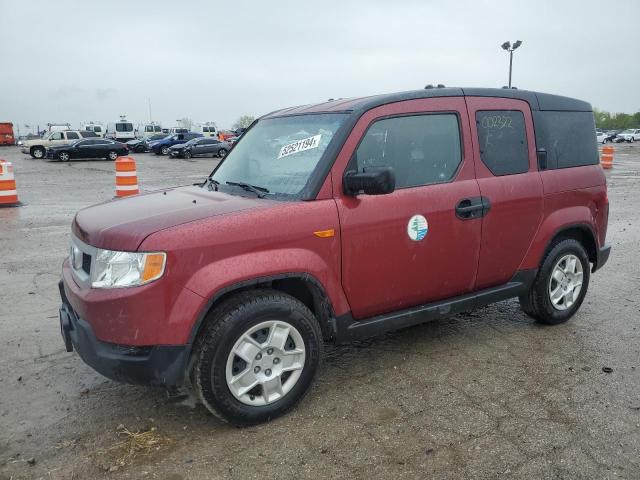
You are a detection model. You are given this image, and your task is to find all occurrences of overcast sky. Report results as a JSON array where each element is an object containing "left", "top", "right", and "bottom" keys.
[{"left": 1, "top": 0, "right": 638, "bottom": 133}]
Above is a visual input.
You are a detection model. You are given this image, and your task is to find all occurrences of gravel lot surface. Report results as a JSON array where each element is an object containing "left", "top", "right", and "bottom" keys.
[{"left": 1, "top": 145, "right": 639, "bottom": 479}]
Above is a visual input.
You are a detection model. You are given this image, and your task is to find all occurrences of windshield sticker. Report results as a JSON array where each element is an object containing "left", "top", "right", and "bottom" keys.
[
  {"left": 407, "top": 215, "right": 428, "bottom": 241},
  {"left": 278, "top": 134, "right": 322, "bottom": 159}
]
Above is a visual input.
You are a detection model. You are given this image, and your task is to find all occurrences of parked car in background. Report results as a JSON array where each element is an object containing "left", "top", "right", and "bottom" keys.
[
  {"left": 105, "top": 118, "right": 136, "bottom": 143},
  {"left": 0, "top": 122, "right": 15, "bottom": 145},
  {"left": 149, "top": 132, "right": 203, "bottom": 155},
  {"left": 605, "top": 130, "right": 620, "bottom": 142},
  {"left": 218, "top": 129, "right": 237, "bottom": 141},
  {"left": 22, "top": 130, "right": 97, "bottom": 158},
  {"left": 126, "top": 133, "right": 167, "bottom": 153},
  {"left": 45, "top": 138, "right": 128, "bottom": 161},
  {"left": 596, "top": 131, "right": 607, "bottom": 144},
  {"left": 615, "top": 129, "right": 640, "bottom": 143},
  {"left": 226, "top": 136, "right": 239, "bottom": 145},
  {"left": 169, "top": 137, "right": 230, "bottom": 158}
]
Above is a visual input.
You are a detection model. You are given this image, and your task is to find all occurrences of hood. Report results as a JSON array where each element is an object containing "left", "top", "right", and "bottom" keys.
[{"left": 72, "top": 185, "right": 276, "bottom": 251}]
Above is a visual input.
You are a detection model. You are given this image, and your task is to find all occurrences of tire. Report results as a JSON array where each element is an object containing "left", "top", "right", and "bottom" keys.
[
  {"left": 58, "top": 151, "right": 70, "bottom": 162},
  {"left": 193, "top": 290, "right": 322, "bottom": 425},
  {"left": 161, "top": 146, "right": 170, "bottom": 155},
  {"left": 519, "top": 238, "right": 590, "bottom": 325},
  {"left": 218, "top": 148, "right": 227, "bottom": 158},
  {"left": 31, "top": 146, "right": 45, "bottom": 159},
  {"left": 107, "top": 151, "right": 118, "bottom": 161},
  {"left": 184, "top": 150, "right": 192, "bottom": 159},
  {"left": 135, "top": 145, "right": 145, "bottom": 153}
]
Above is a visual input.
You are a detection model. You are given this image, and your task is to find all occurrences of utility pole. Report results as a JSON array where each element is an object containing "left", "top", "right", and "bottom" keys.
[
  {"left": 501, "top": 40, "right": 523, "bottom": 88},
  {"left": 148, "top": 97, "right": 153, "bottom": 122}
]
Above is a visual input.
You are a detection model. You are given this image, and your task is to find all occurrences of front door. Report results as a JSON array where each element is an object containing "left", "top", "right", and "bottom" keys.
[{"left": 333, "top": 98, "right": 482, "bottom": 319}]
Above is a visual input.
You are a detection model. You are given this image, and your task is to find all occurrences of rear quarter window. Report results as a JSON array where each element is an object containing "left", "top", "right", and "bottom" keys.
[{"left": 532, "top": 111, "right": 599, "bottom": 169}]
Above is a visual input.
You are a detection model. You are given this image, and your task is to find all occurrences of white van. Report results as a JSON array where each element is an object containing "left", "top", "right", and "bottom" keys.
[
  {"left": 139, "top": 122, "right": 163, "bottom": 137},
  {"left": 192, "top": 123, "right": 218, "bottom": 137},
  {"left": 82, "top": 123, "right": 104, "bottom": 137},
  {"left": 105, "top": 117, "right": 135, "bottom": 142}
]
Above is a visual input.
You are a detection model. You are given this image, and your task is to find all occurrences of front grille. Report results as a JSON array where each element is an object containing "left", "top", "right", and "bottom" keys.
[{"left": 82, "top": 253, "right": 91, "bottom": 274}]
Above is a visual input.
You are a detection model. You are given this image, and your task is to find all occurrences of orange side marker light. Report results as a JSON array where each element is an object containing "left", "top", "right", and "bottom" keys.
[{"left": 313, "top": 229, "right": 335, "bottom": 238}]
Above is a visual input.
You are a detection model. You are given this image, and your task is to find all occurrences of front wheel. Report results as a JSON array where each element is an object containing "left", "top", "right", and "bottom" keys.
[
  {"left": 58, "top": 151, "right": 70, "bottom": 162},
  {"left": 194, "top": 290, "right": 322, "bottom": 425},
  {"left": 161, "top": 146, "right": 170, "bottom": 155},
  {"left": 519, "top": 238, "right": 590, "bottom": 325},
  {"left": 107, "top": 151, "right": 118, "bottom": 160},
  {"left": 184, "top": 150, "right": 192, "bottom": 159},
  {"left": 31, "top": 146, "right": 45, "bottom": 159}
]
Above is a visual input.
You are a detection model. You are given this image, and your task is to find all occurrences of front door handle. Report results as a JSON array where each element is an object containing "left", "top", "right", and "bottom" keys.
[{"left": 455, "top": 196, "right": 491, "bottom": 220}]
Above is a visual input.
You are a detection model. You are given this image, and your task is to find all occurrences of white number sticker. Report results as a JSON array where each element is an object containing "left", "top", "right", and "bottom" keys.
[{"left": 278, "top": 134, "right": 322, "bottom": 159}]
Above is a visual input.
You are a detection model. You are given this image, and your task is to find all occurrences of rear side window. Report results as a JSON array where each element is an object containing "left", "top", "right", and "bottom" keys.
[
  {"left": 532, "top": 111, "right": 599, "bottom": 169},
  {"left": 476, "top": 111, "right": 529, "bottom": 176},
  {"left": 66, "top": 132, "right": 80, "bottom": 140},
  {"left": 355, "top": 114, "right": 462, "bottom": 188}
]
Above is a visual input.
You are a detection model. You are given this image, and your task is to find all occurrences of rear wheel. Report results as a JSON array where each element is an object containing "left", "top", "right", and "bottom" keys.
[
  {"left": 519, "top": 239, "right": 590, "bottom": 325},
  {"left": 194, "top": 290, "right": 322, "bottom": 425},
  {"left": 31, "top": 146, "right": 45, "bottom": 159},
  {"left": 218, "top": 148, "right": 227, "bottom": 158}
]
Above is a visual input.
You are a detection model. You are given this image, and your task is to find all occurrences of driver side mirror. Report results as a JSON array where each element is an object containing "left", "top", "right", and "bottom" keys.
[{"left": 343, "top": 167, "right": 395, "bottom": 196}]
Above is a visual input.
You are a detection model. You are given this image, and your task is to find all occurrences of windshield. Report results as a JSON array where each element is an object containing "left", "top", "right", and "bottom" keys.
[{"left": 210, "top": 113, "right": 347, "bottom": 197}]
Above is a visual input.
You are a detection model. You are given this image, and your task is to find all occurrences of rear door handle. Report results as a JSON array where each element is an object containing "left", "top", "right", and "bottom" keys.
[{"left": 455, "top": 196, "right": 491, "bottom": 220}]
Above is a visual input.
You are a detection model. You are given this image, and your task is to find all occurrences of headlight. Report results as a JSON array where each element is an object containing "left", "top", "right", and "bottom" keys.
[{"left": 91, "top": 249, "right": 166, "bottom": 288}]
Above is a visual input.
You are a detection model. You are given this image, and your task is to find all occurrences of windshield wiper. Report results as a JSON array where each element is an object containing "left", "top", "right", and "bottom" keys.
[
  {"left": 206, "top": 178, "right": 219, "bottom": 191},
  {"left": 225, "top": 181, "right": 269, "bottom": 198}
]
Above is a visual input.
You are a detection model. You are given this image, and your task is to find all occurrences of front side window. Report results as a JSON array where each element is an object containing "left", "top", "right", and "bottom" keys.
[
  {"left": 66, "top": 132, "right": 80, "bottom": 140},
  {"left": 476, "top": 110, "right": 529, "bottom": 175},
  {"left": 51, "top": 132, "right": 63, "bottom": 140},
  {"left": 355, "top": 114, "right": 462, "bottom": 188},
  {"left": 210, "top": 113, "right": 347, "bottom": 197}
]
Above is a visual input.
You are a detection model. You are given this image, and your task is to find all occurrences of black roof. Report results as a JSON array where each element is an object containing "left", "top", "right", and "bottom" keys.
[{"left": 264, "top": 87, "right": 592, "bottom": 119}]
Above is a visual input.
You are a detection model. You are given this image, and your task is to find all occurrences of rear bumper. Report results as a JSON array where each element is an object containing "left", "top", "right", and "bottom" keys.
[
  {"left": 593, "top": 244, "right": 611, "bottom": 272},
  {"left": 59, "top": 281, "right": 188, "bottom": 387}
]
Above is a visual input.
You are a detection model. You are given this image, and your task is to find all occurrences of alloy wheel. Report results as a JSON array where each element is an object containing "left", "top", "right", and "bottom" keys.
[
  {"left": 225, "top": 320, "right": 306, "bottom": 406},
  {"left": 548, "top": 254, "right": 583, "bottom": 311}
]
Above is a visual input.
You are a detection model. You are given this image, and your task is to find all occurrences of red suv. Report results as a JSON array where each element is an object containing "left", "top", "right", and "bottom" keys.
[{"left": 59, "top": 87, "right": 610, "bottom": 425}]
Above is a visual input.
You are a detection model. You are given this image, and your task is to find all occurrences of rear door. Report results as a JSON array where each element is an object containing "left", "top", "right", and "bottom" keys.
[
  {"left": 465, "top": 97, "right": 543, "bottom": 289},
  {"left": 333, "top": 98, "right": 482, "bottom": 319}
]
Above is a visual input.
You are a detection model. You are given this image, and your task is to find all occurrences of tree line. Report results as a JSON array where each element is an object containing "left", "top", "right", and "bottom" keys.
[{"left": 594, "top": 108, "right": 640, "bottom": 130}]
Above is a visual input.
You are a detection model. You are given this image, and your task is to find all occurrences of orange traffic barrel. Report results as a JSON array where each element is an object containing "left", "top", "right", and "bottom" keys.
[
  {"left": 115, "top": 156, "right": 139, "bottom": 197},
  {"left": 601, "top": 145, "right": 614, "bottom": 170},
  {"left": 0, "top": 160, "right": 21, "bottom": 207}
]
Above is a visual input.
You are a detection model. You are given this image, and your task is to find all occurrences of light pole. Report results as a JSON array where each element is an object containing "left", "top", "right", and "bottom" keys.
[{"left": 501, "top": 40, "right": 522, "bottom": 88}]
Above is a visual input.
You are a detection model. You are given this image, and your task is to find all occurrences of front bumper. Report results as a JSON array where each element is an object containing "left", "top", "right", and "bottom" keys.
[
  {"left": 59, "top": 281, "right": 189, "bottom": 387},
  {"left": 593, "top": 244, "right": 611, "bottom": 272}
]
